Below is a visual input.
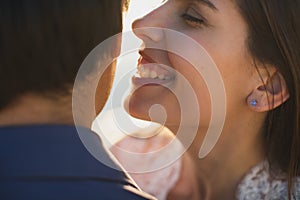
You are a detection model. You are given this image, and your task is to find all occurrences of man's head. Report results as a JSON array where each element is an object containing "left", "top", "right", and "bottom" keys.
[{"left": 0, "top": 0, "right": 123, "bottom": 112}]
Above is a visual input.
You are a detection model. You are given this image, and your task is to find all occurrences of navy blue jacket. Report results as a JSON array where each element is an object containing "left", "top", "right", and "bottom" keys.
[{"left": 0, "top": 125, "right": 155, "bottom": 200}]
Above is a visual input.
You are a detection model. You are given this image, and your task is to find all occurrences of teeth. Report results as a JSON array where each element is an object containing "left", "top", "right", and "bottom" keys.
[
  {"left": 150, "top": 71, "right": 158, "bottom": 79},
  {"left": 138, "top": 66, "right": 145, "bottom": 77},
  {"left": 158, "top": 74, "right": 165, "bottom": 80},
  {"left": 144, "top": 68, "right": 150, "bottom": 78},
  {"left": 138, "top": 65, "right": 172, "bottom": 80}
]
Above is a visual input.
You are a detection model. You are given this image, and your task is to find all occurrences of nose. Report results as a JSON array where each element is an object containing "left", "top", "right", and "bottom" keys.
[{"left": 132, "top": 7, "right": 165, "bottom": 43}]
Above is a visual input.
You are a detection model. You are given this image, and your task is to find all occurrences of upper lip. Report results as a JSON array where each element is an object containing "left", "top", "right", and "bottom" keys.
[
  {"left": 138, "top": 50, "right": 175, "bottom": 75},
  {"left": 139, "top": 50, "right": 157, "bottom": 64}
]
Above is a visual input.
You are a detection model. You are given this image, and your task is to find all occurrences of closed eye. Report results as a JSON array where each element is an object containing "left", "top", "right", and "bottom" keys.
[
  {"left": 181, "top": 6, "right": 206, "bottom": 28},
  {"left": 182, "top": 13, "right": 205, "bottom": 24}
]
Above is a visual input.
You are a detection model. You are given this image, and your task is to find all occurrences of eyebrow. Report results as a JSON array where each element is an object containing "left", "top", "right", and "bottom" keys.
[{"left": 194, "top": 0, "right": 218, "bottom": 11}]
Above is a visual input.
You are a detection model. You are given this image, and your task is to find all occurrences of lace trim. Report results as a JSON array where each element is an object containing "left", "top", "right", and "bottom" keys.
[{"left": 236, "top": 161, "right": 300, "bottom": 200}]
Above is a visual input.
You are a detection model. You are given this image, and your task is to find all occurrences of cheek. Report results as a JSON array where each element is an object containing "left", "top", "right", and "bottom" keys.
[
  {"left": 168, "top": 54, "right": 212, "bottom": 127},
  {"left": 210, "top": 47, "right": 255, "bottom": 108}
]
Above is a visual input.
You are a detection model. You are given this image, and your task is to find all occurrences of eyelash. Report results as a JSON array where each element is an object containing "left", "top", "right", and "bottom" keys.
[{"left": 181, "top": 13, "right": 205, "bottom": 27}]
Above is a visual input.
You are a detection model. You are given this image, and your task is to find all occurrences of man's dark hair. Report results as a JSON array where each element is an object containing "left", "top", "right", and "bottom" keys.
[{"left": 0, "top": 0, "right": 122, "bottom": 109}]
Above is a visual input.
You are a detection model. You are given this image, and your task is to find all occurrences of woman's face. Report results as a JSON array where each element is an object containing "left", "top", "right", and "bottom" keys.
[{"left": 126, "top": 0, "right": 258, "bottom": 132}]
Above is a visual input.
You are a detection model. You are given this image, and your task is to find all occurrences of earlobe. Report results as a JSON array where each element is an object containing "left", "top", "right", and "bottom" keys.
[{"left": 247, "top": 72, "right": 290, "bottom": 112}]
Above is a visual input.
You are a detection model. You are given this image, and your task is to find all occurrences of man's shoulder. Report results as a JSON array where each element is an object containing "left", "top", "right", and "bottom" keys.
[{"left": 0, "top": 124, "right": 156, "bottom": 200}]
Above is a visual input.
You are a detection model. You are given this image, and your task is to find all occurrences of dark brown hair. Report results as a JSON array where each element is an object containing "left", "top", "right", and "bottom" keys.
[
  {"left": 237, "top": 0, "right": 300, "bottom": 198},
  {"left": 0, "top": 0, "right": 122, "bottom": 110}
]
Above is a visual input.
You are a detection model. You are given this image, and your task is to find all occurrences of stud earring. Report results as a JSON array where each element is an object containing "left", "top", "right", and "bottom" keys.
[{"left": 250, "top": 100, "right": 258, "bottom": 107}]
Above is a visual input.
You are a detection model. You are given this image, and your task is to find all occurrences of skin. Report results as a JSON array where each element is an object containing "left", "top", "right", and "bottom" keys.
[
  {"left": 126, "top": 0, "right": 289, "bottom": 199},
  {"left": 110, "top": 126, "right": 201, "bottom": 200}
]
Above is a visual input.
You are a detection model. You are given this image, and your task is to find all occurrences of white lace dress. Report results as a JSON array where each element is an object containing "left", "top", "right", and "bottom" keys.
[{"left": 236, "top": 161, "right": 300, "bottom": 200}]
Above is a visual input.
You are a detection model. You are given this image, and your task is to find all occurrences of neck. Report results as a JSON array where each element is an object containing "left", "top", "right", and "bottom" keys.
[
  {"left": 167, "top": 112, "right": 266, "bottom": 200},
  {"left": 0, "top": 93, "right": 74, "bottom": 126}
]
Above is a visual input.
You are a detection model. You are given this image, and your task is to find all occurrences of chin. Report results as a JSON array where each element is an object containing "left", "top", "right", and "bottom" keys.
[
  {"left": 124, "top": 90, "right": 182, "bottom": 127},
  {"left": 124, "top": 94, "right": 152, "bottom": 121}
]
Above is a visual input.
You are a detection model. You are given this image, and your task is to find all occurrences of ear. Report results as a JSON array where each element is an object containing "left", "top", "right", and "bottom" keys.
[{"left": 247, "top": 71, "right": 290, "bottom": 112}]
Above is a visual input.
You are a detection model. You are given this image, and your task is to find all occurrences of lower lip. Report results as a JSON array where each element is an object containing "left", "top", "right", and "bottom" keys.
[{"left": 132, "top": 76, "right": 174, "bottom": 87}]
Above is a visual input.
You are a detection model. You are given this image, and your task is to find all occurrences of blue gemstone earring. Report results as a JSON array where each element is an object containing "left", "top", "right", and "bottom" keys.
[{"left": 250, "top": 100, "right": 258, "bottom": 107}]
